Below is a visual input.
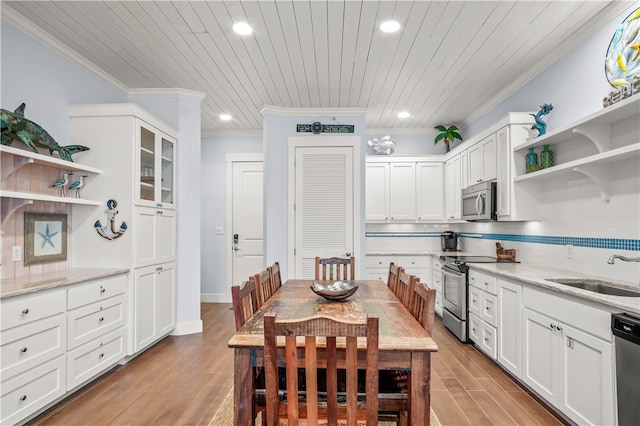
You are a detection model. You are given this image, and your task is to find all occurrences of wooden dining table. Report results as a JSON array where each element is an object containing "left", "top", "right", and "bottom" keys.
[{"left": 227, "top": 279, "right": 438, "bottom": 426}]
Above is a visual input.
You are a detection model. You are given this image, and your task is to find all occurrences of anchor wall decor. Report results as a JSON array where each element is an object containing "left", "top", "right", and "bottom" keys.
[{"left": 94, "top": 199, "right": 127, "bottom": 240}]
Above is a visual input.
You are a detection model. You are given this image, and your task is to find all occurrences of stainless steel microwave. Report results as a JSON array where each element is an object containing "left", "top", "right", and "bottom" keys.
[{"left": 461, "top": 181, "right": 497, "bottom": 221}]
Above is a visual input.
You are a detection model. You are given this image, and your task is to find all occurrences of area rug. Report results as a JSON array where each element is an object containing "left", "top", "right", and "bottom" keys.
[{"left": 209, "top": 388, "right": 440, "bottom": 425}]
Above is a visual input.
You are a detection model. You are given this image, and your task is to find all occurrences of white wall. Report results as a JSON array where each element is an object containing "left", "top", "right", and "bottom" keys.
[
  {"left": 2, "top": 20, "right": 206, "bottom": 331},
  {"left": 200, "top": 134, "right": 262, "bottom": 301},
  {"left": 262, "top": 112, "right": 368, "bottom": 279}
]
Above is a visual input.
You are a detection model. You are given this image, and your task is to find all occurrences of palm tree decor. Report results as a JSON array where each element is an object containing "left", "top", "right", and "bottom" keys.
[{"left": 434, "top": 125, "right": 462, "bottom": 153}]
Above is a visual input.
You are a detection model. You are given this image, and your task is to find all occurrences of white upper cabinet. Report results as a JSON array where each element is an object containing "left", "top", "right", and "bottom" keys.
[
  {"left": 365, "top": 162, "right": 389, "bottom": 222},
  {"left": 366, "top": 158, "right": 444, "bottom": 223},
  {"left": 416, "top": 162, "right": 444, "bottom": 221},
  {"left": 445, "top": 154, "right": 462, "bottom": 220},
  {"left": 136, "top": 120, "right": 176, "bottom": 209},
  {"left": 467, "top": 133, "right": 497, "bottom": 186},
  {"left": 389, "top": 162, "right": 416, "bottom": 222}
]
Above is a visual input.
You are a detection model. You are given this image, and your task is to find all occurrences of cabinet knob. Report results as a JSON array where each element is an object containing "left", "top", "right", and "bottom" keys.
[
  {"left": 21, "top": 308, "right": 29, "bottom": 315},
  {"left": 550, "top": 323, "right": 556, "bottom": 329},
  {"left": 100, "top": 286, "right": 106, "bottom": 294},
  {"left": 156, "top": 266, "right": 163, "bottom": 272},
  {"left": 156, "top": 210, "right": 163, "bottom": 215},
  {"left": 99, "top": 317, "right": 104, "bottom": 322},
  {"left": 477, "top": 179, "right": 482, "bottom": 183},
  {"left": 20, "top": 347, "right": 28, "bottom": 353},
  {"left": 156, "top": 203, "right": 163, "bottom": 208},
  {"left": 99, "top": 353, "right": 104, "bottom": 359},
  {"left": 556, "top": 326, "right": 563, "bottom": 332},
  {"left": 19, "top": 395, "right": 27, "bottom": 402}
]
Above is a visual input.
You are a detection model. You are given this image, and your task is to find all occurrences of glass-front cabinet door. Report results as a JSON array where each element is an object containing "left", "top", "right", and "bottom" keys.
[{"left": 136, "top": 120, "right": 176, "bottom": 209}]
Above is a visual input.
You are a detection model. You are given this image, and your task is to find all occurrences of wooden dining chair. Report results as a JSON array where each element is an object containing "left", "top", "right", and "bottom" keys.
[
  {"left": 387, "top": 263, "right": 402, "bottom": 294},
  {"left": 408, "top": 280, "right": 437, "bottom": 334},
  {"left": 315, "top": 256, "right": 355, "bottom": 280},
  {"left": 231, "top": 280, "right": 260, "bottom": 331},
  {"left": 263, "top": 313, "right": 380, "bottom": 426},
  {"left": 251, "top": 269, "right": 274, "bottom": 306},
  {"left": 395, "top": 270, "right": 415, "bottom": 307},
  {"left": 268, "top": 261, "right": 283, "bottom": 292}
]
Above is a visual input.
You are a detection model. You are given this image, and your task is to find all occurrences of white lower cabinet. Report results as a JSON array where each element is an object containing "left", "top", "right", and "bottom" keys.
[
  {"left": 522, "top": 287, "right": 614, "bottom": 426},
  {"left": 497, "top": 279, "right": 522, "bottom": 378},
  {"left": 0, "top": 273, "right": 128, "bottom": 425},
  {"left": 468, "top": 312, "right": 497, "bottom": 359},
  {"left": 431, "top": 257, "right": 443, "bottom": 317},
  {"left": 134, "top": 262, "right": 176, "bottom": 352}
]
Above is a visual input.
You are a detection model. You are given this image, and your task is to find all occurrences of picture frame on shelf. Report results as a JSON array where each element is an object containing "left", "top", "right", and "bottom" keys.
[{"left": 24, "top": 212, "right": 67, "bottom": 265}]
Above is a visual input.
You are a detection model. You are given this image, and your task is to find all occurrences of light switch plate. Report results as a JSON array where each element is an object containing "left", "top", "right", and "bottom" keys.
[
  {"left": 12, "top": 245, "right": 21, "bottom": 261},
  {"left": 566, "top": 244, "right": 573, "bottom": 259},
  {"left": 215, "top": 227, "right": 223, "bottom": 235}
]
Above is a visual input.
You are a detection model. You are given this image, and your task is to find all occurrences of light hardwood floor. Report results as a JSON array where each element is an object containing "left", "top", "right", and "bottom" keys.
[{"left": 29, "top": 303, "right": 565, "bottom": 425}]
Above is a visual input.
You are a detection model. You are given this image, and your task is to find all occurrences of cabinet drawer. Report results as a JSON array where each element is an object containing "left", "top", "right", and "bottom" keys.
[
  {"left": 365, "top": 256, "right": 395, "bottom": 268},
  {"left": 365, "top": 269, "right": 388, "bottom": 282},
  {"left": 67, "top": 295, "right": 126, "bottom": 350},
  {"left": 468, "top": 270, "right": 497, "bottom": 294},
  {"left": 481, "top": 292, "right": 498, "bottom": 328},
  {"left": 0, "top": 355, "right": 66, "bottom": 426},
  {"left": 468, "top": 313, "right": 483, "bottom": 343},
  {"left": 67, "top": 274, "right": 127, "bottom": 310},
  {"left": 67, "top": 328, "right": 125, "bottom": 391},
  {"left": 1, "top": 290, "right": 65, "bottom": 331},
  {"left": 398, "top": 256, "right": 430, "bottom": 268},
  {"left": 468, "top": 286, "right": 483, "bottom": 317},
  {"left": 479, "top": 323, "right": 497, "bottom": 360},
  {"left": 0, "top": 315, "right": 66, "bottom": 382}
]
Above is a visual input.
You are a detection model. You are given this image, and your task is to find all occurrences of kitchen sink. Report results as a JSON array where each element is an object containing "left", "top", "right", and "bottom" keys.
[{"left": 545, "top": 278, "right": 640, "bottom": 297}]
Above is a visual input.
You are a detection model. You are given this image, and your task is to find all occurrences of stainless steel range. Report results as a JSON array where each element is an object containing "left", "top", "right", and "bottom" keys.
[{"left": 439, "top": 255, "right": 515, "bottom": 342}]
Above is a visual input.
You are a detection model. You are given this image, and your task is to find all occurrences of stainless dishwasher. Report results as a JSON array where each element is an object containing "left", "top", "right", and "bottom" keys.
[{"left": 612, "top": 313, "right": 640, "bottom": 426}]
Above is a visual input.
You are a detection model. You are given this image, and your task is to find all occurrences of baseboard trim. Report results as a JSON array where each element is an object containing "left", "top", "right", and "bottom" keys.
[
  {"left": 171, "top": 320, "right": 203, "bottom": 336},
  {"left": 201, "top": 293, "right": 230, "bottom": 303}
]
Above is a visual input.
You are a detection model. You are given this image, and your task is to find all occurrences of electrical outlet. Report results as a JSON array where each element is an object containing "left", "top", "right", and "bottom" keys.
[
  {"left": 215, "top": 227, "right": 224, "bottom": 235},
  {"left": 12, "top": 245, "right": 22, "bottom": 262},
  {"left": 566, "top": 244, "right": 574, "bottom": 259}
]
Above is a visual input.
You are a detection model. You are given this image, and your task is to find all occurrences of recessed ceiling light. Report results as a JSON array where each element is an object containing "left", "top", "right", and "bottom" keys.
[
  {"left": 233, "top": 22, "right": 253, "bottom": 35},
  {"left": 220, "top": 114, "right": 232, "bottom": 121},
  {"left": 398, "top": 111, "right": 410, "bottom": 118},
  {"left": 380, "top": 20, "right": 400, "bottom": 33}
]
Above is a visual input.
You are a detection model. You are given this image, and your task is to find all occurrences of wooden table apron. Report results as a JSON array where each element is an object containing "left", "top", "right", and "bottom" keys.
[{"left": 227, "top": 279, "right": 438, "bottom": 426}]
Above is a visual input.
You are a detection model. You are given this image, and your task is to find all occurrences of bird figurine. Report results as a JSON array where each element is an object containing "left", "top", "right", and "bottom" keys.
[
  {"left": 51, "top": 173, "right": 70, "bottom": 197},
  {"left": 68, "top": 175, "right": 87, "bottom": 198}
]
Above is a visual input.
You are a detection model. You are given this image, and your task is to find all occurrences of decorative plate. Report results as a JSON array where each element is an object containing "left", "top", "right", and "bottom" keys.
[
  {"left": 604, "top": 6, "right": 640, "bottom": 87},
  {"left": 310, "top": 281, "right": 359, "bottom": 301}
]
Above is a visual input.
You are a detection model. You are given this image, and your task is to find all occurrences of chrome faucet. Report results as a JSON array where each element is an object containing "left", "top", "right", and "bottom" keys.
[{"left": 607, "top": 254, "right": 640, "bottom": 264}]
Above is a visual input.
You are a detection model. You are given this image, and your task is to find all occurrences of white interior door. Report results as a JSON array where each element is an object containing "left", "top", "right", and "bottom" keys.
[
  {"left": 228, "top": 158, "right": 263, "bottom": 287},
  {"left": 291, "top": 142, "right": 357, "bottom": 279}
]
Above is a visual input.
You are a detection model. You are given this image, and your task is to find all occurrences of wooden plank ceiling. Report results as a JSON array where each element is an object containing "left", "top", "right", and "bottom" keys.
[{"left": 3, "top": 1, "right": 625, "bottom": 134}]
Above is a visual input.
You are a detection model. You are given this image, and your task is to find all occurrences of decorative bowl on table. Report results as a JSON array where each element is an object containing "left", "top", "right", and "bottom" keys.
[{"left": 310, "top": 281, "right": 359, "bottom": 301}]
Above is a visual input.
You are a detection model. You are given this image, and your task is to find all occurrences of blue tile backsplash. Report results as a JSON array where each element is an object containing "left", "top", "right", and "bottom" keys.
[{"left": 365, "top": 232, "right": 640, "bottom": 251}]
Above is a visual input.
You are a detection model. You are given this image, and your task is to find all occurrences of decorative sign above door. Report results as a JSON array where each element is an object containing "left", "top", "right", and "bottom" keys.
[{"left": 296, "top": 122, "right": 354, "bottom": 134}]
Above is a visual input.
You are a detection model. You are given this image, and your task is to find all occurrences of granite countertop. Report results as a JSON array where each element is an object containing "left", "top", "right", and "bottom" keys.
[
  {"left": 468, "top": 262, "right": 640, "bottom": 316},
  {"left": 366, "top": 251, "right": 477, "bottom": 257},
  {"left": 0, "top": 267, "right": 129, "bottom": 299}
]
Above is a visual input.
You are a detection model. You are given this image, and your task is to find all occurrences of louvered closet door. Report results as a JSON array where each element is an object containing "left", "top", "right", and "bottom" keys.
[{"left": 294, "top": 147, "right": 354, "bottom": 279}]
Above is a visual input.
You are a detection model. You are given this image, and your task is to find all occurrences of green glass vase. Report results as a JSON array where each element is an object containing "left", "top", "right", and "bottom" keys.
[
  {"left": 540, "top": 144, "right": 554, "bottom": 169},
  {"left": 526, "top": 147, "right": 540, "bottom": 173}
]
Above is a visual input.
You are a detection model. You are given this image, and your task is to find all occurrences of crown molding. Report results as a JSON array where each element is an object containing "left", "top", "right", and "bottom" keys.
[
  {"left": 1, "top": 4, "right": 130, "bottom": 96},
  {"left": 366, "top": 128, "right": 438, "bottom": 136},
  {"left": 260, "top": 105, "right": 368, "bottom": 117},
  {"left": 128, "top": 88, "right": 207, "bottom": 101},
  {"left": 201, "top": 129, "right": 263, "bottom": 138}
]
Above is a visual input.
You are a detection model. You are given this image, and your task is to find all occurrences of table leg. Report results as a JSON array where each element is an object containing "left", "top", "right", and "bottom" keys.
[
  {"left": 234, "top": 348, "right": 254, "bottom": 426},
  {"left": 410, "top": 352, "right": 431, "bottom": 426}
]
